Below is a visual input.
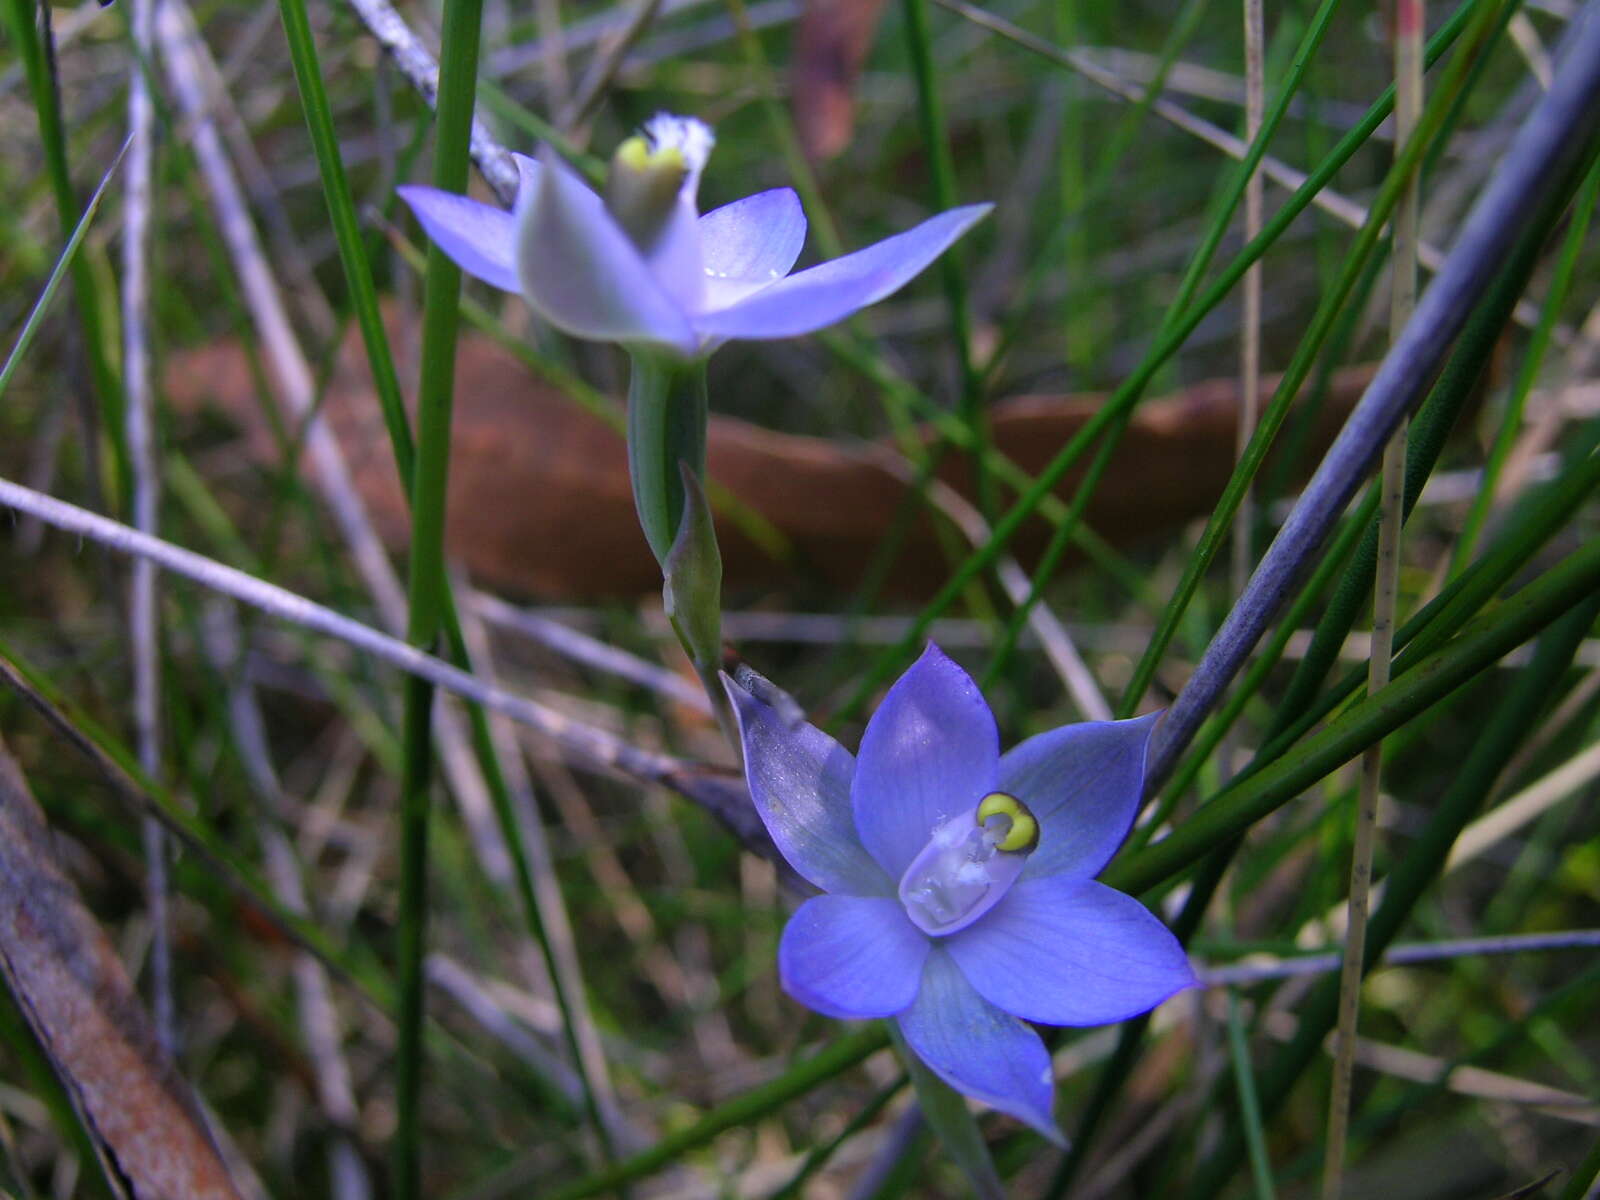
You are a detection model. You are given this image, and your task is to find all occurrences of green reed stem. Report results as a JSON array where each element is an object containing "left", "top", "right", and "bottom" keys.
[
  {"left": 394, "top": 0, "right": 484, "bottom": 1193},
  {"left": 836, "top": 0, "right": 1485, "bottom": 723}
]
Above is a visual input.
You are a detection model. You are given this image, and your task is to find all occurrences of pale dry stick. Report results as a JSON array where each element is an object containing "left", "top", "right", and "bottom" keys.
[
  {"left": 343, "top": 0, "right": 520, "bottom": 205},
  {"left": 1496, "top": 653, "right": 1600, "bottom": 783},
  {"left": 0, "top": 474, "right": 775, "bottom": 852},
  {"left": 183, "top": 19, "right": 337, "bottom": 340},
  {"left": 933, "top": 0, "right": 1562, "bottom": 343},
  {"left": 1323, "top": 6, "right": 1422, "bottom": 1193},
  {"left": 559, "top": 0, "right": 665, "bottom": 134},
  {"left": 156, "top": 0, "right": 517, "bottom": 884},
  {"left": 455, "top": 595, "right": 623, "bottom": 1143},
  {"left": 1306, "top": 743, "right": 1600, "bottom": 964},
  {"left": 1233, "top": 0, "right": 1263, "bottom": 609},
  {"left": 201, "top": 602, "right": 371, "bottom": 1200},
  {"left": 1203, "top": 929, "right": 1600, "bottom": 987},
  {"left": 470, "top": 590, "right": 710, "bottom": 713},
  {"left": 535, "top": 0, "right": 572, "bottom": 110},
  {"left": 1445, "top": 737, "right": 1600, "bottom": 875},
  {"left": 523, "top": 742, "right": 699, "bottom": 1011},
  {"left": 874, "top": 453, "right": 1113, "bottom": 721},
  {"left": 487, "top": 0, "right": 709, "bottom": 76},
  {"left": 1508, "top": 10, "right": 1556, "bottom": 88},
  {"left": 124, "top": 0, "right": 174, "bottom": 1060},
  {"left": 644, "top": 787, "right": 742, "bottom": 1073},
  {"left": 423, "top": 955, "right": 650, "bottom": 1152},
  {"left": 1264, "top": 1011, "right": 1600, "bottom": 1124}
]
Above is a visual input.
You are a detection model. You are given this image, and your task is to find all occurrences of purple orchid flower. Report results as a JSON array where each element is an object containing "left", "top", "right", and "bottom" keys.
[
  {"left": 397, "top": 114, "right": 991, "bottom": 359},
  {"left": 723, "top": 644, "right": 1196, "bottom": 1140}
]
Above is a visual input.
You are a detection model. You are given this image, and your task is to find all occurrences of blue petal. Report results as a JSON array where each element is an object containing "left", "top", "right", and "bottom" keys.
[
  {"left": 397, "top": 185, "right": 520, "bottom": 293},
  {"left": 779, "top": 895, "right": 929, "bottom": 1019},
  {"left": 643, "top": 192, "right": 706, "bottom": 316},
  {"left": 515, "top": 148, "right": 697, "bottom": 354},
  {"left": 511, "top": 151, "right": 541, "bottom": 201},
  {"left": 722, "top": 672, "right": 889, "bottom": 896},
  {"left": 692, "top": 203, "right": 991, "bottom": 341},
  {"left": 1000, "top": 710, "right": 1162, "bottom": 882},
  {"left": 852, "top": 644, "right": 999, "bottom": 882},
  {"left": 897, "top": 947, "right": 1064, "bottom": 1144},
  {"left": 696, "top": 189, "right": 807, "bottom": 311},
  {"left": 947, "top": 876, "right": 1196, "bottom": 1026}
]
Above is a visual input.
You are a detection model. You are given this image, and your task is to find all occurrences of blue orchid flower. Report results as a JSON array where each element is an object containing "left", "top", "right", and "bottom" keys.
[
  {"left": 723, "top": 644, "right": 1196, "bottom": 1140},
  {"left": 398, "top": 114, "right": 991, "bottom": 359}
]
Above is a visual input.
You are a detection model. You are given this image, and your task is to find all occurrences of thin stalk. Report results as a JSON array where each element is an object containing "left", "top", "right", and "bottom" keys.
[
  {"left": 1121, "top": 0, "right": 1504, "bottom": 722},
  {"left": 1182, "top": 591, "right": 1600, "bottom": 1200},
  {"left": 0, "top": 141, "right": 128, "bottom": 401},
  {"left": 1323, "top": 6, "right": 1422, "bottom": 1194},
  {"left": 123, "top": 0, "right": 171, "bottom": 1057},
  {"left": 1453, "top": 153, "right": 1600, "bottom": 567},
  {"left": 1146, "top": 0, "right": 1600, "bottom": 783},
  {"left": 394, "top": 0, "right": 485, "bottom": 1193},
  {"left": 0, "top": 0, "right": 126, "bottom": 502},
  {"left": 1234, "top": 0, "right": 1266, "bottom": 606},
  {"left": 355, "top": 82, "right": 666, "bottom": 1137},
  {"left": 1227, "top": 990, "right": 1276, "bottom": 1200},
  {"left": 901, "top": 0, "right": 990, "bottom": 518},
  {"left": 835, "top": 0, "right": 1478, "bottom": 723},
  {"left": 544, "top": 1025, "right": 891, "bottom": 1200}
]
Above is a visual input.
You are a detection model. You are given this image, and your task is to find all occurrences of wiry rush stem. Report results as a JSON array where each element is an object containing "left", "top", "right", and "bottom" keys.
[
  {"left": 1323, "top": 2, "right": 1423, "bottom": 1194},
  {"left": 394, "top": 0, "right": 484, "bottom": 1192}
]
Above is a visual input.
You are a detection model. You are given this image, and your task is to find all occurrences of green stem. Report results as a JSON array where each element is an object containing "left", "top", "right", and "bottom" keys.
[
  {"left": 279, "top": 0, "right": 616, "bottom": 1157},
  {"left": 1454, "top": 151, "right": 1600, "bottom": 568},
  {"left": 901, "top": 0, "right": 989, "bottom": 518},
  {"left": 2, "top": 0, "right": 125, "bottom": 505},
  {"left": 546, "top": 1025, "right": 890, "bottom": 1200},
  {"left": 627, "top": 351, "right": 710, "bottom": 566},
  {"left": 394, "top": 0, "right": 483, "bottom": 1193},
  {"left": 834, "top": 0, "right": 1486, "bottom": 723},
  {"left": 1105, "top": 537, "right": 1600, "bottom": 898},
  {"left": 1182, "top": 590, "right": 1600, "bottom": 1200}
]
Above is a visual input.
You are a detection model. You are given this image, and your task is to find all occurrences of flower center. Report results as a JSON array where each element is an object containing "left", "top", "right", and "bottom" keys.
[
  {"left": 604, "top": 114, "right": 713, "bottom": 251},
  {"left": 897, "top": 792, "right": 1037, "bottom": 937}
]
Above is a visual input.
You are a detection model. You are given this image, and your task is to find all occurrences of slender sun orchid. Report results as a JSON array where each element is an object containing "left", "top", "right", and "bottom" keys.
[
  {"left": 396, "top": 114, "right": 992, "bottom": 359},
  {"left": 724, "top": 645, "right": 1196, "bottom": 1139}
]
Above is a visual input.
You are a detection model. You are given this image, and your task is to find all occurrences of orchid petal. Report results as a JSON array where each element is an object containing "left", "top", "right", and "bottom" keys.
[
  {"left": 852, "top": 644, "right": 999, "bottom": 882},
  {"left": 511, "top": 151, "right": 541, "bottom": 202},
  {"left": 644, "top": 193, "right": 706, "bottom": 315},
  {"left": 1000, "top": 710, "right": 1162, "bottom": 882},
  {"left": 397, "top": 185, "right": 520, "bottom": 293},
  {"left": 696, "top": 189, "right": 807, "bottom": 310},
  {"left": 947, "top": 876, "right": 1196, "bottom": 1026},
  {"left": 723, "top": 672, "right": 888, "bottom": 896},
  {"left": 897, "top": 947, "right": 1064, "bottom": 1144},
  {"left": 516, "top": 147, "right": 696, "bottom": 354},
  {"left": 693, "top": 203, "right": 991, "bottom": 341},
  {"left": 779, "top": 895, "right": 928, "bottom": 1019}
]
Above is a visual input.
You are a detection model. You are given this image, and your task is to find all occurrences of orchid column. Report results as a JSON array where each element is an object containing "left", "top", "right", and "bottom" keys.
[{"left": 401, "top": 114, "right": 990, "bottom": 721}]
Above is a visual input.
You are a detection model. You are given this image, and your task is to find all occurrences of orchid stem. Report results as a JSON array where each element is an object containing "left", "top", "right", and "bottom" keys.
[{"left": 626, "top": 353, "right": 710, "bottom": 565}]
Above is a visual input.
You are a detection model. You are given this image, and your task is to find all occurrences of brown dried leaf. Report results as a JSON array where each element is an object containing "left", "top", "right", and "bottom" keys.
[
  {"left": 165, "top": 317, "right": 1371, "bottom": 602},
  {"left": 0, "top": 737, "right": 243, "bottom": 1200}
]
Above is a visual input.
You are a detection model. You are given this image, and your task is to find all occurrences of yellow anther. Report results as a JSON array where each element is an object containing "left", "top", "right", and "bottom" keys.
[
  {"left": 613, "top": 135, "right": 685, "bottom": 175},
  {"left": 976, "top": 792, "right": 1038, "bottom": 854},
  {"left": 606, "top": 135, "right": 689, "bottom": 249}
]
